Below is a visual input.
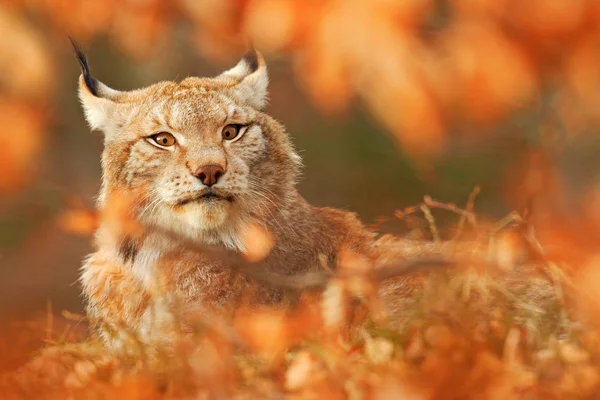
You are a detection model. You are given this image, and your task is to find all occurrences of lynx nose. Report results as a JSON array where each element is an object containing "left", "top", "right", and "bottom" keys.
[{"left": 194, "top": 164, "right": 225, "bottom": 187}]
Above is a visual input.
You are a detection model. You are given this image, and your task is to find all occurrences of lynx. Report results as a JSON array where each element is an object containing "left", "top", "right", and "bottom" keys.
[{"left": 74, "top": 44, "right": 450, "bottom": 350}]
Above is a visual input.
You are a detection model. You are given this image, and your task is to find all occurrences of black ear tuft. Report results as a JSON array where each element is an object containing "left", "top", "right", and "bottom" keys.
[
  {"left": 69, "top": 37, "right": 99, "bottom": 97},
  {"left": 242, "top": 48, "right": 259, "bottom": 73}
]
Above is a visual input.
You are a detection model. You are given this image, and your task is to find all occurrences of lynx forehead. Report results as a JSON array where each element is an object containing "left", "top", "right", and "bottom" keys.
[{"left": 75, "top": 45, "right": 300, "bottom": 248}]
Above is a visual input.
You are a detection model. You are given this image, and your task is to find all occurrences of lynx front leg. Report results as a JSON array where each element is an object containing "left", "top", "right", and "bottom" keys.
[{"left": 80, "top": 253, "right": 178, "bottom": 357}]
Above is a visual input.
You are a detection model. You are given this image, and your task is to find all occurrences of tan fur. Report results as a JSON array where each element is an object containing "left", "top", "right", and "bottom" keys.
[{"left": 77, "top": 51, "right": 426, "bottom": 350}]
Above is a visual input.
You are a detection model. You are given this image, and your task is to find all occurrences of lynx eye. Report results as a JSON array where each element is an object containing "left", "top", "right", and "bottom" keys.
[
  {"left": 150, "top": 132, "right": 176, "bottom": 148},
  {"left": 222, "top": 124, "right": 244, "bottom": 141}
]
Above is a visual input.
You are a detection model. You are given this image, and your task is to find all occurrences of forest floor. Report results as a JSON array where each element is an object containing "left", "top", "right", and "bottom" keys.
[{"left": 2, "top": 207, "right": 600, "bottom": 399}]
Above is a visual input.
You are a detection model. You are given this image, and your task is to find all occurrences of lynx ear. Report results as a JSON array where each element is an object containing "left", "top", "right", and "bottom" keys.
[
  {"left": 71, "top": 39, "right": 122, "bottom": 131},
  {"left": 218, "top": 49, "right": 269, "bottom": 109}
]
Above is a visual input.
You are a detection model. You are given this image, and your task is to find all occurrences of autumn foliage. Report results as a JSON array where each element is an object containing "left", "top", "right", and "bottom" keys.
[
  {"left": 3, "top": 0, "right": 600, "bottom": 399},
  {"left": 3, "top": 0, "right": 600, "bottom": 193}
]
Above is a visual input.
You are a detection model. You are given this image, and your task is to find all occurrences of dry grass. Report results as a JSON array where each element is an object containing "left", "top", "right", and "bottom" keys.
[{"left": 2, "top": 202, "right": 600, "bottom": 400}]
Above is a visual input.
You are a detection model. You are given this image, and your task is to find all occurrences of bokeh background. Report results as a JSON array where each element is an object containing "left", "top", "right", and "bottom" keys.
[{"left": 1, "top": 0, "right": 600, "bottom": 335}]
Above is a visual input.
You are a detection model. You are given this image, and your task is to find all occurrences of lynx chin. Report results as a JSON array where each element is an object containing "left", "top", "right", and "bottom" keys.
[{"left": 74, "top": 43, "right": 432, "bottom": 351}]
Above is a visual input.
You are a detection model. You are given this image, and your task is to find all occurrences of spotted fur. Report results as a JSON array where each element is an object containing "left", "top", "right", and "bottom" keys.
[{"left": 75, "top": 46, "right": 426, "bottom": 351}]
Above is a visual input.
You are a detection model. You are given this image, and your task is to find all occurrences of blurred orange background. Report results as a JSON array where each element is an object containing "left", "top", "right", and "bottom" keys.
[{"left": 1, "top": 0, "right": 600, "bottom": 338}]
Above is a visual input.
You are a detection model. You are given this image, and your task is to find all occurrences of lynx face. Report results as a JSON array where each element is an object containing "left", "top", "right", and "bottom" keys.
[{"left": 76, "top": 48, "right": 300, "bottom": 247}]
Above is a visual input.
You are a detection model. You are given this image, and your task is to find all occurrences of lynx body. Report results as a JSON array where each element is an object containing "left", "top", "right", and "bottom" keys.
[{"left": 75, "top": 47, "right": 386, "bottom": 348}]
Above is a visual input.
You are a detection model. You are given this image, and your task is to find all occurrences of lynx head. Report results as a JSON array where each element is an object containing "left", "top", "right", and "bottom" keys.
[{"left": 73, "top": 43, "right": 301, "bottom": 247}]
